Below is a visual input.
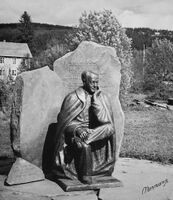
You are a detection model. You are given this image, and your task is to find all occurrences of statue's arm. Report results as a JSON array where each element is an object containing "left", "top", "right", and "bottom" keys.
[
  {"left": 85, "top": 124, "right": 114, "bottom": 144},
  {"left": 91, "top": 91, "right": 112, "bottom": 125},
  {"left": 65, "top": 121, "right": 90, "bottom": 143}
]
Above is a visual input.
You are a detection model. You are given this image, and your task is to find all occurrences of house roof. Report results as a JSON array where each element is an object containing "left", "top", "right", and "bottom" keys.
[{"left": 0, "top": 41, "right": 32, "bottom": 58}]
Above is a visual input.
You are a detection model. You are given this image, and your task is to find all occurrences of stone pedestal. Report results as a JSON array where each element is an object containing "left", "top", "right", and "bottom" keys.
[{"left": 56, "top": 176, "right": 123, "bottom": 192}]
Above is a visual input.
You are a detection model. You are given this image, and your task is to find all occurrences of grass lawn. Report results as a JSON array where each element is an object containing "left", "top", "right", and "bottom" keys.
[{"left": 120, "top": 107, "right": 173, "bottom": 164}]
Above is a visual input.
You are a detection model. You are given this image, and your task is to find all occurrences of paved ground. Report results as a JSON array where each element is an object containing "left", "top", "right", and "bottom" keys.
[
  {"left": 100, "top": 158, "right": 173, "bottom": 200},
  {"left": 0, "top": 158, "right": 173, "bottom": 200}
]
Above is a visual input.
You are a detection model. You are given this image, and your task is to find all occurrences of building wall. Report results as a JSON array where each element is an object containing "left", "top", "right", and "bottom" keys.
[{"left": 0, "top": 57, "right": 26, "bottom": 80}]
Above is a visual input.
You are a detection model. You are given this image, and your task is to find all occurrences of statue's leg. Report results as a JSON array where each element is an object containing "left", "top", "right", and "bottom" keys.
[
  {"left": 85, "top": 124, "right": 114, "bottom": 144},
  {"left": 76, "top": 142, "right": 93, "bottom": 184}
]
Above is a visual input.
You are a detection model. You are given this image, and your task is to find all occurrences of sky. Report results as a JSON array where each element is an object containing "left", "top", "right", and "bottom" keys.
[{"left": 0, "top": 0, "right": 173, "bottom": 30}]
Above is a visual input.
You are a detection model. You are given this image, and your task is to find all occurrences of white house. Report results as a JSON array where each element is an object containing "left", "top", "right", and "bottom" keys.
[{"left": 0, "top": 41, "right": 32, "bottom": 80}]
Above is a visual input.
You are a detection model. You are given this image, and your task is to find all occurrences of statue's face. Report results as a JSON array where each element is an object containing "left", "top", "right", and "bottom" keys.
[{"left": 85, "top": 73, "right": 99, "bottom": 94}]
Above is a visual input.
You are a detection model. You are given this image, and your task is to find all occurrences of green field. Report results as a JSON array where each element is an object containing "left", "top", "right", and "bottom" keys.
[{"left": 120, "top": 108, "right": 173, "bottom": 164}]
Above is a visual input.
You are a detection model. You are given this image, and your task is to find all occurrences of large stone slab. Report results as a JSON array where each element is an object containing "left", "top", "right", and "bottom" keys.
[
  {"left": 11, "top": 66, "right": 65, "bottom": 169},
  {"left": 53, "top": 41, "right": 124, "bottom": 159}
]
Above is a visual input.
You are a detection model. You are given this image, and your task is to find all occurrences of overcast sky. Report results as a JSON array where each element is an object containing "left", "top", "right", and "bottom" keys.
[{"left": 0, "top": 0, "right": 173, "bottom": 30}]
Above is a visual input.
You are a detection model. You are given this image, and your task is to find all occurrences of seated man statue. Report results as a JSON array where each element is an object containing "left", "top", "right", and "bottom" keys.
[{"left": 52, "top": 71, "right": 116, "bottom": 184}]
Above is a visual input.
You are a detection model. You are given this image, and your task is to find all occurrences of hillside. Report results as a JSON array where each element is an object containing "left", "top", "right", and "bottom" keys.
[
  {"left": 0, "top": 23, "right": 173, "bottom": 51},
  {"left": 0, "top": 23, "right": 73, "bottom": 48},
  {"left": 0, "top": 22, "right": 72, "bottom": 38},
  {"left": 126, "top": 27, "right": 173, "bottom": 50}
]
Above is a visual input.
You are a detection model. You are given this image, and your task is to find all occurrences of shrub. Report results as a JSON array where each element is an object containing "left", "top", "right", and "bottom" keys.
[{"left": 144, "top": 38, "right": 173, "bottom": 99}]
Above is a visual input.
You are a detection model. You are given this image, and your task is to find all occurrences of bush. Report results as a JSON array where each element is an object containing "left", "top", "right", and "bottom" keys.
[
  {"left": 0, "top": 80, "right": 14, "bottom": 114},
  {"left": 144, "top": 38, "right": 173, "bottom": 99}
]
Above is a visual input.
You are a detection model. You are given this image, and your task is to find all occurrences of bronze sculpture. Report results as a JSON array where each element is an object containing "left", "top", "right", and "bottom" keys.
[{"left": 52, "top": 71, "right": 116, "bottom": 185}]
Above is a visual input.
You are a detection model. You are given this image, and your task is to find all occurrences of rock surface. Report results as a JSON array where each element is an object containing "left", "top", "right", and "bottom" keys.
[
  {"left": 0, "top": 175, "right": 96, "bottom": 200},
  {"left": 11, "top": 66, "right": 64, "bottom": 168},
  {"left": 54, "top": 41, "right": 124, "bottom": 159},
  {"left": 6, "top": 158, "right": 45, "bottom": 185}
]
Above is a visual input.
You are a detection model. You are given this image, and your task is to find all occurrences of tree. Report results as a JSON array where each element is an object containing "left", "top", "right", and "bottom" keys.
[
  {"left": 144, "top": 38, "right": 173, "bottom": 99},
  {"left": 17, "top": 54, "right": 31, "bottom": 74},
  {"left": 18, "top": 11, "right": 33, "bottom": 44},
  {"left": 31, "top": 47, "right": 64, "bottom": 71},
  {"left": 131, "top": 50, "right": 145, "bottom": 93},
  {"left": 65, "top": 10, "right": 132, "bottom": 104},
  {"left": 30, "top": 31, "right": 68, "bottom": 70},
  {"left": 0, "top": 80, "right": 8, "bottom": 109},
  {"left": 0, "top": 79, "right": 13, "bottom": 113}
]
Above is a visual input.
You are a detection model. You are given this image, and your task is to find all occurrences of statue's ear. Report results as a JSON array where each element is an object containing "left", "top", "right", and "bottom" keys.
[{"left": 82, "top": 79, "right": 86, "bottom": 86}]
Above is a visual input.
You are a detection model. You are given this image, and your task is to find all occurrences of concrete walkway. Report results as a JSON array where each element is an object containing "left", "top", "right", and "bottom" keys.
[
  {"left": 0, "top": 158, "right": 173, "bottom": 200},
  {"left": 100, "top": 158, "right": 173, "bottom": 200}
]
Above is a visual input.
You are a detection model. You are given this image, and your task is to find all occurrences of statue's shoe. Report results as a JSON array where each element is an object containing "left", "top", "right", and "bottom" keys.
[{"left": 80, "top": 175, "right": 93, "bottom": 184}]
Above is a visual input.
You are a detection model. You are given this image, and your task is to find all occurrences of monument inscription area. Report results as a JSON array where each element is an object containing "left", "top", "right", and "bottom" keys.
[
  {"left": 57, "top": 62, "right": 118, "bottom": 98},
  {"left": 62, "top": 62, "right": 99, "bottom": 93}
]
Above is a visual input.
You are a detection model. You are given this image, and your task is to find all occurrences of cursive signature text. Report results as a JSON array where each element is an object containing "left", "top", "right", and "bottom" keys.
[{"left": 142, "top": 179, "right": 168, "bottom": 195}]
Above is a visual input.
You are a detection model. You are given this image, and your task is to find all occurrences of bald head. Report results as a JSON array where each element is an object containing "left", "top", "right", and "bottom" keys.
[
  {"left": 81, "top": 71, "right": 98, "bottom": 82},
  {"left": 81, "top": 71, "right": 99, "bottom": 94}
]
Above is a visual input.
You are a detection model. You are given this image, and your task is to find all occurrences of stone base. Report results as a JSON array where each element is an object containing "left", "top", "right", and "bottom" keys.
[{"left": 56, "top": 176, "right": 123, "bottom": 192}]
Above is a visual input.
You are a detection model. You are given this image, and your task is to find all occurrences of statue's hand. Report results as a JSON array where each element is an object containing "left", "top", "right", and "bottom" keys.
[
  {"left": 73, "top": 137, "right": 83, "bottom": 148},
  {"left": 92, "top": 90, "right": 101, "bottom": 102},
  {"left": 75, "top": 128, "right": 89, "bottom": 141}
]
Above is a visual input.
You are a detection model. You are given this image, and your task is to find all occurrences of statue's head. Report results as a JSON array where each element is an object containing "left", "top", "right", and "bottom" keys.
[{"left": 81, "top": 71, "right": 99, "bottom": 94}]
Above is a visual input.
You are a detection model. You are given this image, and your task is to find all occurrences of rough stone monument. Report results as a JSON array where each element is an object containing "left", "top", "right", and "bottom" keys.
[
  {"left": 8, "top": 66, "right": 65, "bottom": 185},
  {"left": 7, "top": 41, "right": 124, "bottom": 189},
  {"left": 53, "top": 41, "right": 124, "bottom": 191}
]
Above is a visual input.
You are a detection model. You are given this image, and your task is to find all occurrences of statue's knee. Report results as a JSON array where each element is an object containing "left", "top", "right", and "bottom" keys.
[
  {"left": 82, "top": 143, "right": 89, "bottom": 149},
  {"left": 73, "top": 139, "right": 88, "bottom": 149}
]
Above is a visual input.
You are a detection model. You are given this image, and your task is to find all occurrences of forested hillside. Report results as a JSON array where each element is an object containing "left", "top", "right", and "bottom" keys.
[
  {"left": 0, "top": 23, "right": 73, "bottom": 56},
  {"left": 0, "top": 23, "right": 72, "bottom": 41},
  {"left": 126, "top": 27, "right": 173, "bottom": 50},
  {"left": 1, "top": 23, "right": 173, "bottom": 53}
]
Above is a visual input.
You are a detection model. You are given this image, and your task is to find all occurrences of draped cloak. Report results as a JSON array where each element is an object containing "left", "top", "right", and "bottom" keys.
[{"left": 53, "top": 87, "right": 116, "bottom": 180}]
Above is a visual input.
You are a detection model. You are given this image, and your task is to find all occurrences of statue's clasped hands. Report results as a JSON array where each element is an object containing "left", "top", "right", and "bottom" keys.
[{"left": 75, "top": 128, "right": 89, "bottom": 141}]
